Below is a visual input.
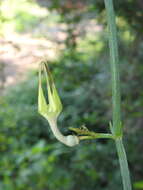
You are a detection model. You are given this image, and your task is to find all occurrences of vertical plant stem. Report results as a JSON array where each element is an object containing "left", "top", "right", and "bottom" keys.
[
  {"left": 115, "top": 139, "right": 132, "bottom": 190},
  {"left": 104, "top": 0, "right": 121, "bottom": 136},
  {"left": 104, "top": 0, "right": 132, "bottom": 189}
]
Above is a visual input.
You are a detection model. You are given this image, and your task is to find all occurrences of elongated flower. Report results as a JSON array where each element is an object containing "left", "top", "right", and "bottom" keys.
[{"left": 38, "top": 61, "right": 79, "bottom": 147}]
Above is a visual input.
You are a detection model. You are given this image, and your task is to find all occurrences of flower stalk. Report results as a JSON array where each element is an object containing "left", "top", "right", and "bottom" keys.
[{"left": 70, "top": 127, "right": 115, "bottom": 140}]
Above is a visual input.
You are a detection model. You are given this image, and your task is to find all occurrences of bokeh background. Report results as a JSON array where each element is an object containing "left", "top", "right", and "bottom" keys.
[{"left": 0, "top": 0, "right": 143, "bottom": 189}]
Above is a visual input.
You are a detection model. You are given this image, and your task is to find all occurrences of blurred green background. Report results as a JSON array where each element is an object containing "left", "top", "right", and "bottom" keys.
[{"left": 0, "top": 0, "right": 143, "bottom": 189}]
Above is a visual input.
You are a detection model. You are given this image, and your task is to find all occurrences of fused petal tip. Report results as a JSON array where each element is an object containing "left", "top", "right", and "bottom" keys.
[{"left": 38, "top": 61, "right": 62, "bottom": 122}]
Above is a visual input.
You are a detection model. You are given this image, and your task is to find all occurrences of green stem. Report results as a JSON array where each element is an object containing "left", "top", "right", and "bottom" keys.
[
  {"left": 115, "top": 139, "right": 132, "bottom": 190},
  {"left": 104, "top": 0, "right": 121, "bottom": 136},
  {"left": 104, "top": 0, "right": 132, "bottom": 189}
]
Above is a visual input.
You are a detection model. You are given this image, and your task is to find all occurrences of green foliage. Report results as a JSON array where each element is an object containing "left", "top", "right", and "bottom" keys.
[
  {"left": 134, "top": 181, "right": 143, "bottom": 189},
  {"left": 0, "top": 0, "right": 48, "bottom": 35}
]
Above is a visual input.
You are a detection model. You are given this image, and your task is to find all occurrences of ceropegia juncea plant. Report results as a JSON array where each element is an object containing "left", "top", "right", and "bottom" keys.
[{"left": 38, "top": 0, "right": 132, "bottom": 189}]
